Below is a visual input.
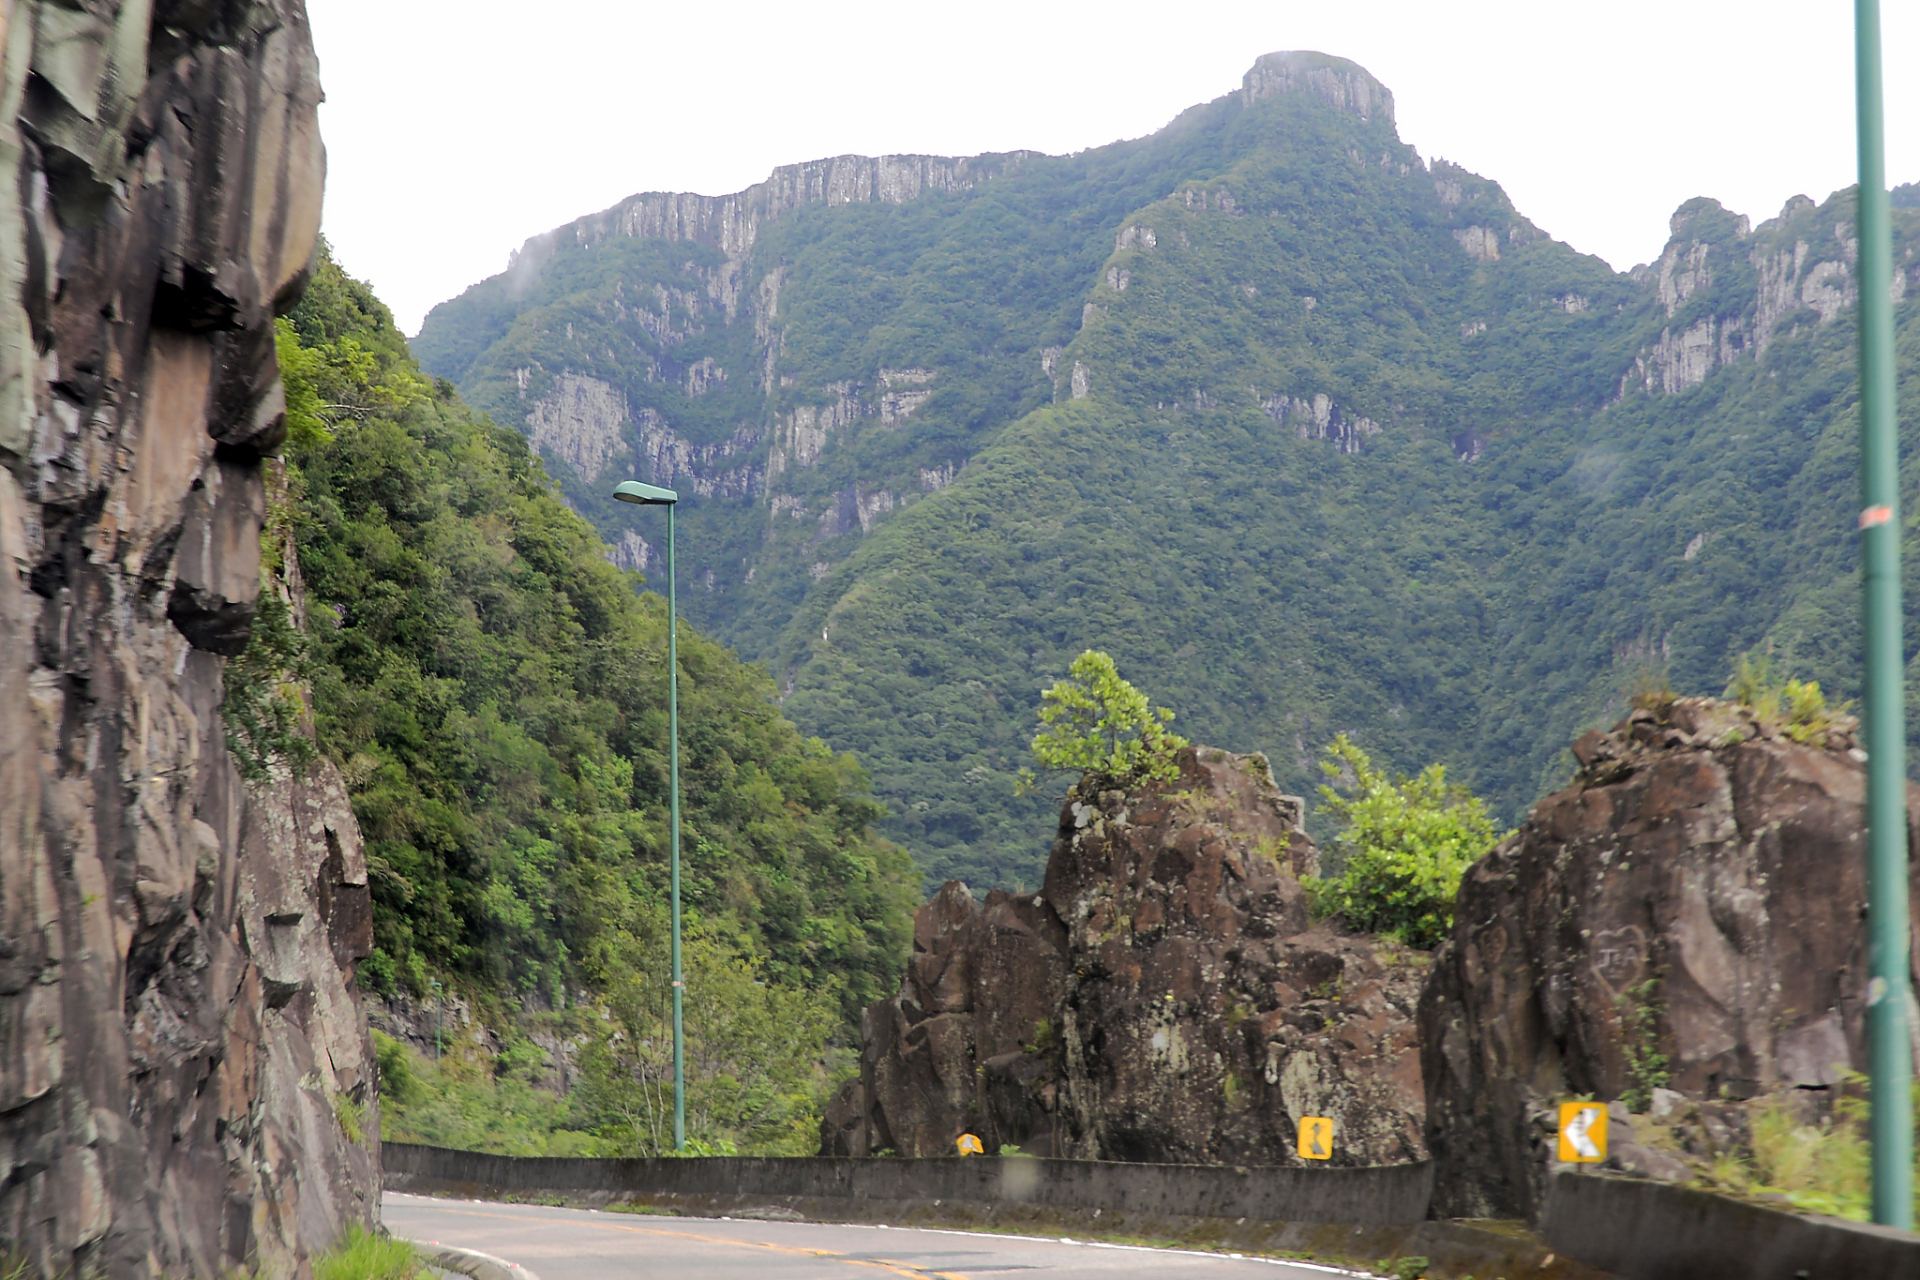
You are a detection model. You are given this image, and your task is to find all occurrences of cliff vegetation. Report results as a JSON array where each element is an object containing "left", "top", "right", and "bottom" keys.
[{"left": 276, "top": 248, "right": 918, "bottom": 1153}]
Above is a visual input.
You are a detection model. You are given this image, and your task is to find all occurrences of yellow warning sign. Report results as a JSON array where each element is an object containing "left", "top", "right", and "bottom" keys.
[
  {"left": 955, "top": 1133, "right": 984, "bottom": 1156},
  {"left": 1557, "top": 1102, "right": 1608, "bottom": 1163},
  {"left": 1297, "top": 1116, "right": 1333, "bottom": 1160}
]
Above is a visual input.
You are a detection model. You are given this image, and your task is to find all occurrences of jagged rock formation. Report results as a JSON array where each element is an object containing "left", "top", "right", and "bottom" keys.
[
  {"left": 823, "top": 746, "right": 1429, "bottom": 1167},
  {"left": 1420, "top": 697, "right": 1915, "bottom": 1219},
  {"left": 1620, "top": 194, "right": 1914, "bottom": 397},
  {"left": 0, "top": 3, "right": 376, "bottom": 1277}
]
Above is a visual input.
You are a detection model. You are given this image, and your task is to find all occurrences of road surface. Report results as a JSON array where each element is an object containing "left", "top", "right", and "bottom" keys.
[{"left": 383, "top": 1193, "right": 1364, "bottom": 1280}]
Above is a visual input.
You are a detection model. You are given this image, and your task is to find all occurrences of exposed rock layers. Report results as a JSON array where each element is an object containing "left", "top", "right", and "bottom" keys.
[
  {"left": 1420, "top": 697, "right": 1917, "bottom": 1219},
  {"left": 0, "top": 3, "right": 374, "bottom": 1277},
  {"left": 824, "top": 747, "right": 1428, "bottom": 1167}
]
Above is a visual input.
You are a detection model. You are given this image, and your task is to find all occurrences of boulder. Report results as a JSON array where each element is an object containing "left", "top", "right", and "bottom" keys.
[
  {"left": 825, "top": 746, "right": 1429, "bottom": 1167},
  {"left": 1420, "top": 697, "right": 1919, "bottom": 1219}
]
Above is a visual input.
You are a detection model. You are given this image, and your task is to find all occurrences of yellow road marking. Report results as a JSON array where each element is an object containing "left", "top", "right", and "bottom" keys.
[{"left": 412, "top": 1205, "right": 973, "bottom": 1280}]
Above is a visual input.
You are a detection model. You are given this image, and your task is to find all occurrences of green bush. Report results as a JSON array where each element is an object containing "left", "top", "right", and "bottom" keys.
[
  {"left": 1305, "top": 735, "right": 1500, "bottom": 950},
  {"left": 1725, "top": 651, "right": 1851, "bottom": 745},
  {"left": 1018, "top": 650, "right": 1188, "bottom": 794},
  {"left": 372, "top": 1030, "right": 421, "bottom": 1108},
  {"left": 314, "top": 1226, "right": 421, "bottom": 1280}
]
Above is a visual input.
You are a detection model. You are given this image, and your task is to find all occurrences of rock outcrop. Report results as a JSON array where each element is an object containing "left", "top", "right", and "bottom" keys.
[
  {"left": 1420, "top": 697, "right": 1916, "bottom": 1219},
  {"left": 824, "top": 746, "right": 1429, "bottom": 1167},
  {"left": 0, "top": 3, "right": 374, "bottom": 1278}
]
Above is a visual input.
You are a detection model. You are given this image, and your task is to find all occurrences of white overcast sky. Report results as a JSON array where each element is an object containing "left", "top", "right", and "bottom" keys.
[{"left": 309, "top": 0, "right": 1920, "bottom": 338}]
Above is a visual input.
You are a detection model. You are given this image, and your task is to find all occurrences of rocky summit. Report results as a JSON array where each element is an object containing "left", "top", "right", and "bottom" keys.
[
  {"left": 824, "top": 746, "right": 1428, "bottom": 1167},
  {"left": 0, "top": 3, "right": 376, "bottom": 1278},
  {"left": 1421, "top": 696, "right": 1912, "bottom": 1219}
]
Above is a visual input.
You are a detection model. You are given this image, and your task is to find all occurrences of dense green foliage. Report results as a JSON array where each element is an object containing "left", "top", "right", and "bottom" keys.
[
  {"left": 1021, "top": 650, "right": 1187, "bottom": 793},
  {"left": 278, "top": 249, "right": 915, "bottom": 1151},
  {"left": 1304, "top": 736, "right": 1500, "bottom": 949},
  {"left": 417, "top": 53, "right": 1920, "bottom": 891}
]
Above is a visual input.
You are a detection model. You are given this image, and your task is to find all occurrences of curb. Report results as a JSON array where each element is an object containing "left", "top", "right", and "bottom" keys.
[{"left": 407, "top": 1240, "right": 544, "bottom": 1280}]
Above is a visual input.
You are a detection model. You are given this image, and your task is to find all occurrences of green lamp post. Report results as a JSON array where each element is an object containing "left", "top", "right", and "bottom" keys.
[
  {"left": 1853, "top": 0, "right": 1910, "bottom": 1229},
  {"left": 612, "top": 478, "right": 685, "bottom": 1153}
]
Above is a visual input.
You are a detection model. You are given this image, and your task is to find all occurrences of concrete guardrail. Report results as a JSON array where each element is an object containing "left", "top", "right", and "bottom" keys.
[
  {"left": 387, "top": 1143, "right": 1920, "bottom": 1277},
  {"left": 1544, "top": 1170, "right": 1920, "bottom": 1279},
  {"left": 383, "top": 1142, "right": 1436, "bottom": 1227}
]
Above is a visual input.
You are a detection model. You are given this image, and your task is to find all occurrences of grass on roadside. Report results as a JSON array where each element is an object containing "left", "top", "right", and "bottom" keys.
[
  {"left": 313, "top": 1226, "right": 424, "bottom": 1280},
  {"left": 1697, "top": 1077, "right": 1893, "bottom": 1221}
]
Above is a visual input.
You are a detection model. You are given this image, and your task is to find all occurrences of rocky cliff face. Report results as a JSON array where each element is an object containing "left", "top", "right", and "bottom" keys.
[
  {"left": 0, "top": 3, "right": 375, "bottom": 1277},
  {"left": 1621, "top": 192, "right": 1920, "bottom": 398},
  {"left": 1420, "top": 697, "right": 1915, "bottom": 1219},
  {"left": 824, "top": 746, "right": 1428, "bottom": 1167}
]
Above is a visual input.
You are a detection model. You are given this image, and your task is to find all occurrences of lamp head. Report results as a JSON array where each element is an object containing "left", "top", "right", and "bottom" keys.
[{"left": 613, "top": 480, "right": 679, "bottom": 505}]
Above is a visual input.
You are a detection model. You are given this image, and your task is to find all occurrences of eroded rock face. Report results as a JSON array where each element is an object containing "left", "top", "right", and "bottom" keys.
[
  {"left": 1420, "top": 698, "right": 1918, "bottom": 1219},
  {"left": 0, "top": 3, "right": 372, "bottom": 1277},
  {"left": 825, "top": 747, "right": 1429, "bottom": 1167}
]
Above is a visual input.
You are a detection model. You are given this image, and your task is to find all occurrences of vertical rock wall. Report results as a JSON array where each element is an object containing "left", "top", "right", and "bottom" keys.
[
  {"left": 824, "top": 747, "right": 1430, "bottom": 1168},
  {"left": 1420, "top": 698, "right": 1920, "bottom": 1220},
  {"left": 0, "top": 3, "right": 377, "bottom": 1277}
]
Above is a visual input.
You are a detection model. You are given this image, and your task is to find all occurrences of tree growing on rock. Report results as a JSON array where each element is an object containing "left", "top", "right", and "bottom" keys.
[
  {"left": 1306, "top": 735, "right": 1501, "bottom": 949},
  {"left": 1017, "top": 650, "right": 1189, "bottom": 794}
]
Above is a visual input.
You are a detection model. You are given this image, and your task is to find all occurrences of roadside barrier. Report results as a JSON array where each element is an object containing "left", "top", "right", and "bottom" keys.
[
  {"left": 382, "top": 1143, "right": 1435, "bottom": 1226},
  {"left": 386, "top": 1144, "right": 1920, "bottom": 1276},
  {"left": 1543, "top": 1170, "right": 1920, "bottom": 1279}
]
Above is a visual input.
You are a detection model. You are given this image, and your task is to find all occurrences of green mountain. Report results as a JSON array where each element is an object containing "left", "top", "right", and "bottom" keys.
[
  {"left": 414, "top": 52, "right": 1920, "bottom": 889},
  {"left": 275, "top": 249, "right": 917, "bottom": 1037}
]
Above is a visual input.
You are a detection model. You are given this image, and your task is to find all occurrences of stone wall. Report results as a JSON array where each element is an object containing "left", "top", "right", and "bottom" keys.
[{"left": 0, "top": 2, "right": 376, "bottom": 1277}]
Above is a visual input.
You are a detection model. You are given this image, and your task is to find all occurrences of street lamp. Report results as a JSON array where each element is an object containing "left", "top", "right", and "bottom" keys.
[
  {"left": 1852, "top": 0, "right": 1910, "bottom": 1228},
  {"left": 611, "top": 479, "right": 685, "bottom": 1153}
]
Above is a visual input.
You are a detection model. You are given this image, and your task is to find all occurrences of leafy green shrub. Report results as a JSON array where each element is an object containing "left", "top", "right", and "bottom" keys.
[
  {"left": 1617, "top": 976, "right": 1671, "bottom": 1112},
  {"left": 1305, "top": 736, "right": 1500, "bottom": 950},
  {"left": 572, "top": 918, "right": 837, "bottom": 1157},
  {"left": 372, "top": 1030, "right": 421, "bottom": 1107},
  {"left": 1725, "top": 651, "right": 1851, "bottom": 745},
  {"left": 1018, "top": 650, "right": 1188, "bottom": 794},
  {"left": 314, "top": 1226, "right": 422, "bottom": 1280},
  {"left": 221, "top": 587, "right": 316, "bottom": 782}
]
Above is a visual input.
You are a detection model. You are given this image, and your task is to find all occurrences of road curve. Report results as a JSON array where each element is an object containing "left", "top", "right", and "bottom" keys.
[{"left": 382, "top": 1193, "right": 1367, "bottom": 1280}]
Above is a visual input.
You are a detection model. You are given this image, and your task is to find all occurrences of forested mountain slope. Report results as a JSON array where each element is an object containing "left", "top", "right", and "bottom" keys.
[
  {"left": 416, "top": 51, "right": 1920, "bottom": 888},
  {"left": 279, "top": 251, "right": 917, "bottom": 1037}
]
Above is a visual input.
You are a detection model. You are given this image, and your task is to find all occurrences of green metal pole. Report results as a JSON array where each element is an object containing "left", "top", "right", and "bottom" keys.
[
  {"left": 668, "top": 502, "right": 685, "bottom": 1153},
  {"left": 1856, "top": 0, "right": 1911, "bottom": 1230}
]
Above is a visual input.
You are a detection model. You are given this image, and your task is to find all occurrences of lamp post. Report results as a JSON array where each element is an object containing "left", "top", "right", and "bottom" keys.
[
  {"left": 1853, "top": 0, "right": 1910, "bottom": 1229},
  {"left": 612, "top": 479, "right": 685, "bottom": 1153}
]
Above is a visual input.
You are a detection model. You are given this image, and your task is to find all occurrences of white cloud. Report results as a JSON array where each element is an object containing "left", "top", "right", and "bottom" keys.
[{"left": 309, "top": 0, "right": 1920, "bottom": 336}]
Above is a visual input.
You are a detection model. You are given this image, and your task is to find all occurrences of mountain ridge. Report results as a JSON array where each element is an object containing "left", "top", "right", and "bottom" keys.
[{"left": 415, "top": 52, "right": 1920, "bottom": 889}]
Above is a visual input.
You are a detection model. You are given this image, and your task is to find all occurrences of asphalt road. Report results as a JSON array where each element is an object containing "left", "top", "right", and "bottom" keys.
[{"left": 382, "top": 1193, "right": 1363, "bottom": 1280}]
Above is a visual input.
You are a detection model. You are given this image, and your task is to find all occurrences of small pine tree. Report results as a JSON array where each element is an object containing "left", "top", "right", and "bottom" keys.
[{"left": 1018, "top": 650, "right": 1188, "bottom": 794}]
